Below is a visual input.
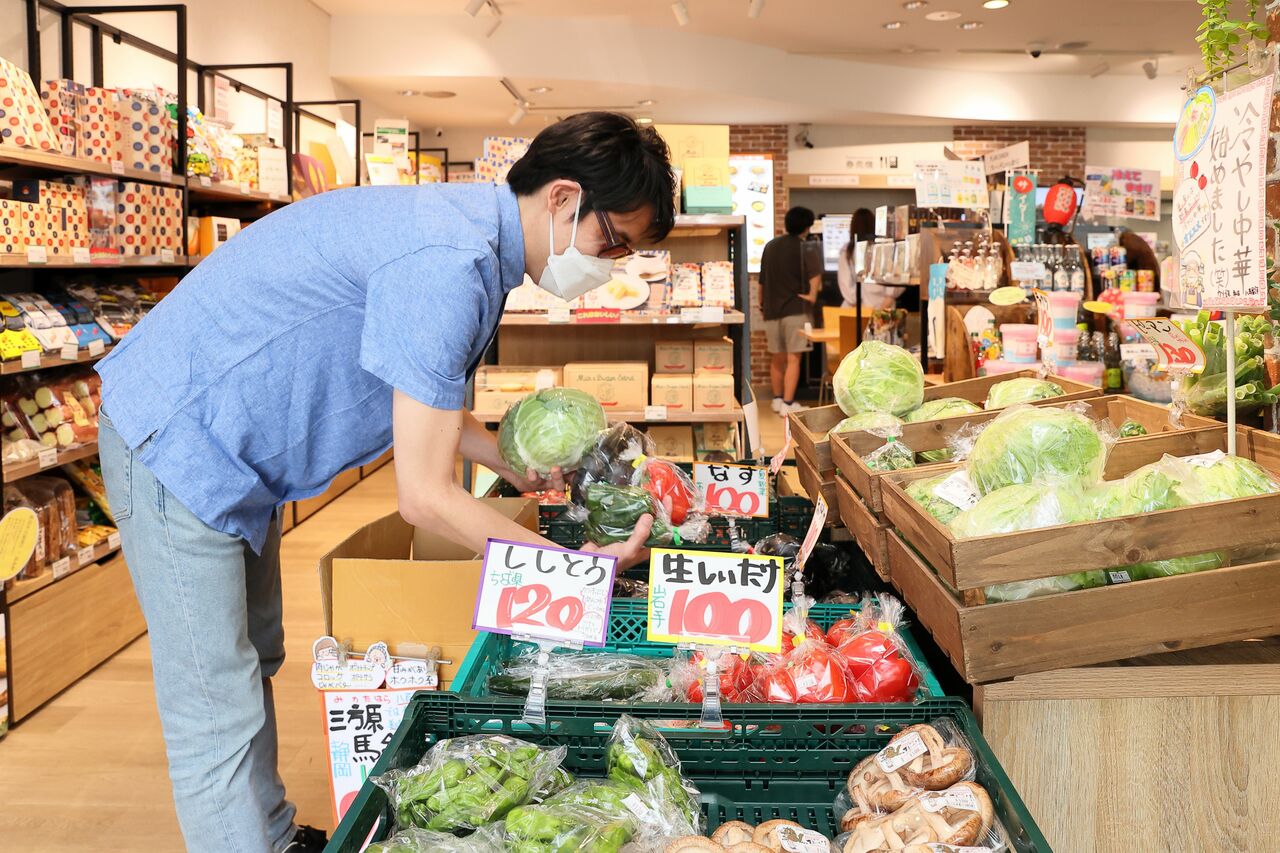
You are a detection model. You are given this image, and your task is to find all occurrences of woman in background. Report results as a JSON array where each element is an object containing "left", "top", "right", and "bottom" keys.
[{"left": 837, "top": 208, "right": 902, "bottom": 311}]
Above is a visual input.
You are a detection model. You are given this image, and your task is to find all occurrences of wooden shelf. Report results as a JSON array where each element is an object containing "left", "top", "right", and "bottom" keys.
[
  {"left": 472, "top": 408, "right": 744, "bottom": 425},
  {"left": 1, "top": 345, "right": 113, "bottom": 375},
  {"left": 5, "top": 536, "right": 121, "bottom": 604},
  {"left": 0, "top": 254, "right": 187, "bottom": 269},
  {"left": 187, "top": 179, "right": 290, "bottom": 205},
  {"left": 0, "top": 146, "right": 184, "bottom": 187},
  {"left": 671, "top": 214, "right": 744, "bottom": 229},
  {"left": 499, "top": 309, "right": 745, "bottom": 326},
  {"left": 4, "top": 442, "right": 99, "bottom": 483}
]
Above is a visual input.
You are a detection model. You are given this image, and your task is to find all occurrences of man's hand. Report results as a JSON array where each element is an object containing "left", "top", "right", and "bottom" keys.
[
  {"left": 581, "top": 513, "right": 653, "bottom": 570},
  {"left": 501, "top": 465, "right": 567, "bottom": 494}
]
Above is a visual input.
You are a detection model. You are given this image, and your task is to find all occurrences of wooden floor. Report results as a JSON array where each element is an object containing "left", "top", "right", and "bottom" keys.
[{"left": 0, "top": 399, "right": 792, "bottom": 850}]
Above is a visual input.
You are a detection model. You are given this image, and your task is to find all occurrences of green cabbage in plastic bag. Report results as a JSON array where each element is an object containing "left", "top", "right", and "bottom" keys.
[
  {"left": 833, "top": 340, "right": 924, "bottom": 416},
  {"left": 983, "top": 377, "right": 1065, "bottom": 410},
  {"left": 904, "top": 397, "right": 982, "bottom": 462},
  {"left": 498, "top": 388, "right": 606, "bottom": 476},
  {"left": 967, "top": 406, "right": 1108, "bottom": 494},
  {"left": 905, "top": 474, "right": 964, "bottom": 525},
  {"left": 1184, "top": 454, "right": 1280, "bottom": 502},
  {"left": 863, "top": 438, "right": 916, "bottom": 472},
  {"left": 827, "top": 411, "right": 902, "bottom": 437},
  {"left": 1117, "top": 419, "right": 1148, "bottom": 437}
]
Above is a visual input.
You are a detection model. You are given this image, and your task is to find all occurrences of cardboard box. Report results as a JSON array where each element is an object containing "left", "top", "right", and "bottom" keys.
[
  {"left": 319, "top": 498, "right": 538, "bottom": 687},
  {"left": 682, "top": 186, "right": 733, "bottom": 215},
  {"left": 654, "top": 340, "right": 694, "bottom": 374},
  {"left": 694, "top": 338, "right": 734, "bottom": 374},
  {"left": 696, "top": 422, "right": 739, "bottom": 454},
  {"left": 647, "top": 425, "right": 695, "bottom": 462},
  {"left": 564, "top": 362, "right": 649, "bottom": 411},
  {"left": 199, "top": 216, "right": 241, "bottom": 255},
  {"left": 693, "top": 372, "right": 736, "bottom": 413},
  {"left": 650, "top": 374, "right": 693, "bottom": 412},
  {"left": 473, "top": 365, "right": 562, "bottom": 415}
]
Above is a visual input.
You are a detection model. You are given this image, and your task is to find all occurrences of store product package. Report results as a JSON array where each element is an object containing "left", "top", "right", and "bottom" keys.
[
  {"left": 114, "top": 182, "right": 155, "bottom": 257},
  {"left": 693, "top": 372, "right": 736, "bottom": 413},
  {"left": 199, "top": 215, "right": 241, "bottom": 255},
  {"left": 700, "top": 260, "right": 735, "bottom": 307},
  {"left": 654, "top": 340, "right": 694, "bottom": 373},
  {"left": 39, "top": 79, "right": 83, "bottom": 157},
  {"left": 646, "top": 425, "right": 695, "bottom": 462},
  {"left": 318, "top": 498, "right": 537, "bottom": 687},
  {"left": 0, "top": 199, "right": 23, "bottom": 255},
  {"left": 650, "top": 374, "right": 692, "bottom": 413},
  {"left": 113, "top": 88, "right": 174, "bottom": 175},
  {"left": 563, "top": 362, "right": 649, "bottom": 411},
  {"left": 79, "top": 176, "right": 118, "bottom": 259},
  {"left": 0, "top": 57, "right": 59, "bottom": 151},
  {"left": 694, "top": 338, "right": 734, "bottom": 373},
  {"left": 695, "top": 422, "right": 739, "bottom": 457},
  {"left": 77, "top": 86, "right": 115, "bottom": 163}
]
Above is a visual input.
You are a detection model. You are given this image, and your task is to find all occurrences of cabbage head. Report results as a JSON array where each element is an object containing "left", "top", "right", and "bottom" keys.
[
  {"left": 984, "top": 377, "right": 1065, "bottom": 410},
  {"left": 863, "top": 439, "right": 916, "bottom": 472},
  {"left": 967, "top": 406, "right": 1107, "bottom": 494},
  {"left": 904, "top": 397, "right": 982, "bottom": 463},
  {"left": 498, "top": 388, "right": 606, "bottom": 476},
  {"left": 827, "top": 411, "right": 902, "bottom": 437},
  {"left": 949, "top": 482, "right": 1091, "bottom": 538},
  {"left": 984, "top": 572, "right": 1107, "bottom": 602},
  {"left": 905, "top": 474, "right": 964, "bottom": 525},
  {"left": 1184, "top": 454, "right": 1280, "bottom": 502},
  {"left": 833, "top": 340, "right": 924, "bottom": 417}
]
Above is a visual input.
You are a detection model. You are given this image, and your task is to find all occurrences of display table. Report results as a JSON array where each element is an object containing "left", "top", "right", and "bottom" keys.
[{"left": 975, "top": 639, "right": 1280, "bottom": 852}]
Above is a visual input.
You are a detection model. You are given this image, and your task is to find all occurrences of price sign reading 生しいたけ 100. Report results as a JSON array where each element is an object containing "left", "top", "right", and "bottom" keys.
[
  {"left": 474, "top": 540, "right": 618, "bottom": 647},
  {"left": 648, "top": 548, "right": 784, "bottom": 653},
  {"left": 693, "top": 462, "right": 769, "bottom": 518}
]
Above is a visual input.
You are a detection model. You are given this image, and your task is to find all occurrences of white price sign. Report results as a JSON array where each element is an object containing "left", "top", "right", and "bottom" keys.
[
  {"left": 38, "top": 447, "right": 58, "bottom": 468},
  {"left": 546, "top": 306, "right": 571, "bottom": 324},
  {"left": 60, "top": 344, "right": 79, "bottom": 361},
  {"left": 26, "top": 246, "right": 47, "bottom": 264},
  {"left": 647, "top": 548, "right": 784, "bottom": 653},
  {"left": 1127, "top": 317, "right": 1206, "bottom": 375},
  {"left": 160, "top": 248, "right": 176, "bottom": 263},
  {"left": 52, "top": 556, "right": 72, "bottom": 579},
  {"left": 777, "top": 825, "right": 831, "bottom": 853},
  {"left": 110, "top": 160, "right": 124, "bottom": 175},
  {"left": 474, "top": 540, "right": 618, "bottom": 647},
  {"left": 71, "top": 246, "right": 91, "bottom": 264},
  {"left": 1120, "top": 342, "right": 1156, "bottom": 362},
  {"left": 20, "top": 351, "right": 41, "bottom": 369},
  {"left": 644, "top": 405, "right": 668, "bottom": 421},
  {"left": 88, "top": 339, "right": 105, "bottom": 357},
  {"left": 385, "top": 659, "right": 439, "bottom": 690},
  {"left": 693, "top": 462, "right": 769, "bottom": 518},
  {"left": 107, "top": 532, "right": 121, "bottom": 551}
]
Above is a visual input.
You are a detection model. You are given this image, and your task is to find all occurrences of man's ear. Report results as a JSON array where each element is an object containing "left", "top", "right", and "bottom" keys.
[{"left": 544, "top": 179, "right": 582, "bottom": 216}]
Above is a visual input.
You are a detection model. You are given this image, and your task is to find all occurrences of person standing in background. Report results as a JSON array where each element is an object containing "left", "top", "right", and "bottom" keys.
[
  {"left": 838, "top": 207, "right": 903, "bottom": 311},
  {"left": 759, "top": 206, "right": 822, "bottom": 414}
]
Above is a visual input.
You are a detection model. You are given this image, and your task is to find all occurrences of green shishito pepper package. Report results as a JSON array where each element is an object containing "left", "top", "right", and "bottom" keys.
[{"left": 583, "top": 483, "right": 709, "bottom": 547}]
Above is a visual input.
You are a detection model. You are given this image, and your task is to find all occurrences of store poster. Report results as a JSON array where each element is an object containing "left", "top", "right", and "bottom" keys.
[
  {"left": 1081, "top": 165, "right": 1161, "bottom": 221},
  {"left": 1006, "top": 171, "right": 1037, "bottom": 246},
  {"left": 729, "top": 154, "right": 774, "bottom": 273},
  {"left": 821, "top": 214, "right": 852, "bottom": 274},
  {"left": 982, "top": 141, "right": 1030, "bottom": 176},
  {"left": 927, "top": 263, "right": 947, "bottom": 360},
  {"left": 1173, "top": 73, "right": 1273, "bottom": 310},
  {"left": 322, "top": 688, "right": 416, "bottom": 824},
  {"left": 913, "top": 160, "right": 989, "bottom": 209},
  {"left": 372, "top": 118, "right": 410, "bottom": 169}
]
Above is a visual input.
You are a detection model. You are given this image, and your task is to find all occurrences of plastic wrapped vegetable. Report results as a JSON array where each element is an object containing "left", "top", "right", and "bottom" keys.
[
  {"left": 828, "top": 411, "right": 902, "bottom": 437},
  {"left": 498, "top": 388, "right": 607, "bottom": 477},
  {"left": 904, "top": 474, "right": 966, "bottom": 526},
  {"left": 364, "top": 827, "right": 499, "bottom": 852},
  {"left": 1183, "top": 452, "right": 1280, "bottom": 502},
  {"left": 583, "top": 483, "right": 708, "bottom": 547},
  {"left": 671, "top": 648, "right": 757, "bottom": 703},
  {"left": 373, "top": 734, "right": 566, "bottom": 833},
  {"left": 604, "top": 715, "right": 703, "bottom": 836},
  {"left": 633, "top": 457, "right": 698, "bottom": 525},
  {"left": 1117, "top": 418, "right": 1148, "bottom": 437},
  {"left": 569, "top": 423, "right": 654, "bottom": 505},
  {"left": 500, "top": 798, "right": 635, "bottom": 852},
  {"left": 829, "top": 596, "right": 922, "bottom": 703},
  {"left": 903, "top": 397, "right": 983, "bottom": 463},
  {"left": 863, "top": 437, "right": 916, "bottom": 472},
  {"left": 833, "top": 340, "right": 925, "bottom": 416},
  {"left": 966, "top": 405, "right": 1108, "bottom": 494},
  {"left": 836, "top": 781, "right": 1002, "bottom": 853},
  {"left": 841, "top": 720, "right": 977, "bottom": 819},
  {"left": 486, "top": 650, "right": 665, "bottom": 702},
  {"left": 1172, "top": 310, "right": 1280, "bottom": 416},
  {"left": 982, "top": 376, "right": 1065, "bottom": 409},
  {"left": 748, "top": 636, "right": 855, "bottom": 703}
]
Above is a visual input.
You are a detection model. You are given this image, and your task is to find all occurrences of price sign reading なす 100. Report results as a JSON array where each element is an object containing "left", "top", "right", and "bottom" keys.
[
  {"left": 473, "top": 540, "right": 618, "bottom": 648},
  {"left": 692, "top": 462, "right": 770, "bottom": 518},
  {"left": 647, "top": 548, "right": 784, "bottom": 653}
]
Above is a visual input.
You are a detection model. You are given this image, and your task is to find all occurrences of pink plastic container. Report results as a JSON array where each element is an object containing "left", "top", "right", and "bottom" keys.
[
  {"left": 980, "top": 358, "right": 1028, "bottom": 376},
  {"left": 1052, "top": 328, "right": 1080, "bottom": 365},
  {"left": 1047, "top": 291, "right": 1081, "bottom": 329},
  {"left": 1058, "top": 361, "right": 1104, "bottom": 385},
  {"left": 1119, "top": 291, "right": 1160, "bottom": 338},
  {"left": 1000, "top": 324, "right": 1039, "bottom": 363}
]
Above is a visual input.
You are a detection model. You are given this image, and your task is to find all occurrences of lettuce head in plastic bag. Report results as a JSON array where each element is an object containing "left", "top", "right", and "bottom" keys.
[
  {"left": 983, "top": 377, "right": 1065, "bottom": 410},
  {"left": 905, "top": 473, "right": 965, "bottom": 525},
  {"left": 827, "top": 410, "right": 902, "bottom": 437},
  {"left": 903, "top": 397, "right": 982, "bottom": 462},
  {"left": 967, "top": 406, "right": 1108, "bottom": 494},
  {"left": 498, "top": 388, "right": 607, "bottom": 476},
  {"left": 1183, "top": 453, "right": 1280, "bottom": 502},
  {"left": 833, "top": 340, "right": 924, "bottom": 417}
]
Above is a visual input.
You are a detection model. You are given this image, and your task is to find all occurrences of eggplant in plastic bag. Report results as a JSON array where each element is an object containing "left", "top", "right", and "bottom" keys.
[{"left": 569, "top": 423, "right": 654, "bottom": 506}]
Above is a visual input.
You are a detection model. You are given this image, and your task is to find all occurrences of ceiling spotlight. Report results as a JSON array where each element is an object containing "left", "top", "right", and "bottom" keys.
[
  {"left": 982, "top": 0, "right": 1009, "bottom": 8},
  {"left": 397, "top": 89, "right": 419, "bottom": 97},
  {"left": 464, "top": 0, "right": 486, "bottom": 16},
  {"left": 637, "top": 117, "right": 654, "bottom": 126},
  {"left": 957, "top": 20, "right": 983, "bottom": 30},
  {"left": 485, "top": 14, "right": 502, "bottom": 37},
  {"left": 883, "top": 21, "right": 903, "bottom": 30},
  {"left": 671, "top": 1, "right": 690, "bottom": 26},
  {"left": 747, "top": 0, "right": 765, "bottom": 18},
  {"left": 1143, "top": 58, "right": 1159, "bottom": 80},
  {"left": 903, "top": 1, "right": 928, "bottom": 9},
  {"left": 925, "top": 10, "right": 961, "bottom": 21},
  {"left": 638, "top": 98, "right": 656, "bottom": 106},
  {"left": 509, "top": 102, "right": 528, "bottom": 126},
  {"left": 529, "top": 86, "right": 551, "bottom": 94},
  {"left": 1090, "top": 61, "right": 1110, "bottom": 78}
]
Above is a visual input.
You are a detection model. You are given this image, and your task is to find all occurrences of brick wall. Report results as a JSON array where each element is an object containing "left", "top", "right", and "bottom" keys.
[
  {"left": 729, "top": 125, "right": 790, "bottom": 382},
  {"left": 952, "top": 125, "right": 1087, "bottom": 180}
]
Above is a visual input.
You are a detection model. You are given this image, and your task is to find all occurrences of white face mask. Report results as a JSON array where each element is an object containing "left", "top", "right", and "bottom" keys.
[{"left": 537, "top": 191, "right": 616, "bottom": 301}]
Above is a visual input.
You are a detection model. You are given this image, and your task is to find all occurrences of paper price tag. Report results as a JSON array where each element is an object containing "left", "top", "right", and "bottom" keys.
[
  {"left": 310, "top": 660, "right": 386, "bottom": 691},
  {"left": 38, "top": 448, "right": 58, "bottom": 469},
  {"left": 20, "top": 351, "right": 41, "bottom": 369},
  {"left": 1127, "top": 318, "right": 1206, "bottom": 375},
  {"left": 1033, "top": 289, "right": 1052, "bottom": 346},
  {"left": 546, "top": 307, "right": 571, "bottom": 324},
  {"left": 160, "top": 248, "right": 176, "bottom": 263},
  {"left": 1184, "top": 449, "right": 1227, "bottom": 469},
  {"left": 26, "top": 246, "right": 47, "bottom": 264},
  {"left": 72, "top": 246, "right": 91, "bottom": 264},
  {"left": 933, "top": 469, "right": 979, "bottom": 511},
  {"left": 60, "top": 344, "right": 80, "bottom": 361},
  {"left": 534, "top": 369, "right": 557, "bottom": 391},
  {"left": 1120, "top": 343, "right": 1156, "bottom": 362},
  {"left": 1010, "top": 261, "right": 1046, "bottom": 281},
  {"left": 648, "top": 548, "right": 785, "bottom": 653},
  {"left": 110, "top": 160, "right": 124, "bottom": 175},
  {"left": 769, "top": 416, "right": 793, "bottom": 475},
  {"left": 877, "top": 730, "right": 928, "bottom": 772},
  {"left": 777, "top": 825, "right": 830, "bottom": 853},
  {"left": 622, "top": 793, "right": 659, "bottom": 821},
  {"left": 795, "top": 493, "right": 829, "bottom": 572},
  {"left": 385, "top": 659, "right": 438, "bottom": 690},
  {"left": 921, "top": 787, "right": 982, "bottom": 813},
  {"left": 927, "top": 845, "right": 993, "bottom": 853},
  {"left": 0, "top": 508, "right": 39, "bottom": 582},
  {"left": 52, "top": 556, "right": 72, "bottom": 579},
  {"left": 77, "top": 548, "right": 94, "bottom": 568},
  {"left": 694, "top": 462, "right": 769, "bottom": 518},
  {"left": 474, "top": 540, "right": 617, "bottom": 647},
  {"left": 199, "top": 176, "right": 212, "bottom": 187},
  {"left": 644, "top": 405, "right": 668, "bottom": 421},
  {"left": 698, "top": 305, "right": 726, "bottom": 323},
  {"left": 240, "top": 181, "right": 252, "bottom": 194},
  {"left": 160, "top": 166, "right": 173, "bottom": 183},
  {"left": 88, "top": 339, "right": 105, "bottom": 357},
  {"left": 1107, "top": 570, "right": 1133, "bottom": 585},
  {"left": 107, "top": 532, "right": 121, "bottom": 551}
]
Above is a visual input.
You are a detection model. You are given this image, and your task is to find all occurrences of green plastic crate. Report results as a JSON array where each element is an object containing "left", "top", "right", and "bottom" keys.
[
  {"left": 323, "top": 694, "right": 1050, "bottom": 853},
  {"left": 451, "top": 599, "right": 945, "bottom": 702}
]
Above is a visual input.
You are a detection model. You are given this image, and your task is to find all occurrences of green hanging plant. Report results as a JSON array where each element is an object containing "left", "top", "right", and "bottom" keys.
[{"left": 1197, "top": 0, "right": 1269, "bottom": 77}]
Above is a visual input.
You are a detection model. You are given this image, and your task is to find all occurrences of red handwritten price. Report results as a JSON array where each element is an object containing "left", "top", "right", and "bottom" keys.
[
  {"left": 496, "top": 584, "right": 585, "bottom": 633},
  {"left": 693, "top": 462, "right": 769, "bottom": 518},
  {"left": 648, "top": 548, "right": 784, "bottom": 652},
  {"left": 1126, "top": 317, "right": 1206, "bottom": 375},
  {"left": 666, "top": 589, "right": 773, "bottom": 644},
  {"left": 1033, "top": 288, "right": 1052, "bottom": 347}
]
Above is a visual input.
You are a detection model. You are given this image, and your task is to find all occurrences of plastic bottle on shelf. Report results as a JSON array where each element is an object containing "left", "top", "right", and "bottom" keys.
[{"left": 1067, "top": 248, "right": 1086, "bottom": 295}]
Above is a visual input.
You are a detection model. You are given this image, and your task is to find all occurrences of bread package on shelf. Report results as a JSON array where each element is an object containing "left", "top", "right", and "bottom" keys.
[{"left": 3, "top": 475, "right": 79, "bottom": 582}]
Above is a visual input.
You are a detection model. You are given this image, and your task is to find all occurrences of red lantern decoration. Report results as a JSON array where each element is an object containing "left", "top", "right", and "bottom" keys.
[{"left": 1043, "top": 181, "right": 1078, "bottom": 227}]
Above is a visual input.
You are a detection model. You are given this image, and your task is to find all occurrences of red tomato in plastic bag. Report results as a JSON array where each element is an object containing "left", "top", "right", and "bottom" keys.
[
  {"left": 835, "top": 630, "right": 896, "bottom": 675},
  {"left": 782, "top": 620, "right": 827, "bottom": 654},
  {"left": 642, "top": 460, "right": 694, "bottom": 524},
  {"left": 825, "top": 615, "right": 860, "bottom": 647},
  {"left": 763, "top": 644, "right": 853, "bottom": 704},
  {"left": 686, "top": 652, "right": 752, "bottom": 703},
  {"left": 852, "top": 654, "right": 919, "bottom": 703}
]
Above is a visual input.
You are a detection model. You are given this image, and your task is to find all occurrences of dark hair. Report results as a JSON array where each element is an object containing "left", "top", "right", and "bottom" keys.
[
  {"left": 846, "top": 208, "right": 875, "bottom": 263},
  {"left": 784, "top": 206, "right": 815, "bottom": 236},
  {"left": 507, "top": 112, "right": 676, "bottom": 241}
]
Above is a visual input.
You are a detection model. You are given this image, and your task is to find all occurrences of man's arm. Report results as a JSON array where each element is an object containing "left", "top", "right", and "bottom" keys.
[
  {"left": 800, "top": 272, "right": 822, "bottom": 304},
  {"left": 457, "top": 408, "right": 560, "bottom": 492}
]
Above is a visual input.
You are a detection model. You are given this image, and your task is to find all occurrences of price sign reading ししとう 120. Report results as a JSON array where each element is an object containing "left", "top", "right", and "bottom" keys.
[{"left": 647, "top": 548, "right": 784, "bottom": 653}]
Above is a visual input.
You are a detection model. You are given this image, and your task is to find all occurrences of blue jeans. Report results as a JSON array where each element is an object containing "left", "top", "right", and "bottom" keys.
[{"left": 99, "top": 412, "right": 297, "bottom": 853}]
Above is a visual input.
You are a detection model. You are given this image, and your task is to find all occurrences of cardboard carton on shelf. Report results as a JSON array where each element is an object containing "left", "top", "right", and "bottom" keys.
[
  {"left": 654, "top": 340, "right": 694, "bottom": 374},
  {"left": 473, "top": 365, "right": 562, "bottom": 416},
  {"left": 198, "top": 216, "right": 241, "bottom": 255},
  {"left": 318, "top": 497, "right": 538, "bottom": 688},
  {"left": 563, "top": 361, "right": 649, "bottom": 411},
  {"left": 647, "top": 425, "right": 695, "bottom": 461},
  {"left": 694, "top": 338, "right": 734, "bottom": 373},
  {"left": 695, "top": 422, "right": 739, "bottom": 455},
  {"left": 693, "top": 371, "right": 736, "bottom": 413},
  {"left": 650, "top": 374, "right": 693, "bottom": 413}
]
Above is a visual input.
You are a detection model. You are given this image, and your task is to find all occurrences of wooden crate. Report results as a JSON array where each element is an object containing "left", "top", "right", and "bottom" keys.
[
  {"left": 789, "top": 371, "right": 1102, "bottom": 499},
  {"left": 794, "top": 451, "right": 836, "bottom": 519},
  {"left": 834, "top": 475, "right": 889, "bottom": 580},
  {"left": 881, "top": 426, "right": 1280, "bottom": 682},
  {"left": 833, "top": 394, "right": 1219, "bottom": 513}
]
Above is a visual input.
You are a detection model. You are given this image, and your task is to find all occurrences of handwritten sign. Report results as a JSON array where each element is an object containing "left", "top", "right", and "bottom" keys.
[
  {"left": 1127, "top": 317, "right": 1206, "bottom": 375},
  {"left": 1082, "top": 165, "right": 1162, "bottom": 221},
  {"left": 386, "top": 659, "right": 439, "bottom": 690},
  {"left": 474, "top": 540, "right": 617, "bottom": 647},
  {"left": 795, "top": 493, "right": 829, "bottom": 573},
  {"left": 322, "top": 689, "right": 415, "bottom": 824},
  {"left": 0, "top": 507, "right": 38, "bottom": 582},
  {"left": 648, "top": 548, "right": 784, "bottom": 653},
  {"left": 1033, "top": 289, "right": 1052, "bottom": 347},
  {"left": 694, "top": 462, "right": 769, "bottom": 518},
  {"left": 982, "top": 141, "right": 1030, "bottom": 176},
  {"left": 311, "top": 660, "right": 386, "bottom": 691},
  {"left": 770, "top": 416, "right": 793, "bottom": 475},
  {"left": 913, "top": 160, "right": 989, "bottom": 209}
]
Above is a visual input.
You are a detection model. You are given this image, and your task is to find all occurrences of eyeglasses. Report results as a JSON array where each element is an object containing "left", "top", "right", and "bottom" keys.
[{"left": 593, "top": 208, "right": 633, "bottom": 260}]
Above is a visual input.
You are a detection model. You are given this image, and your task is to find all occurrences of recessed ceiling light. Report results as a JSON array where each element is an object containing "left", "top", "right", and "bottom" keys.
[
  {"left": 529, "top": 86, "right": 551, "bottom": 94},
  {"left": 637, "top": 117, "right": 654, "bottom": 126},
  {"left": 883, "top": 21, "right": 903, "bottom": 30},
  {"left": 397, "top": 89, "right": 419, "bottom": 97},
  {"left": 902, "top": 0, "right": 927, "bottom": 9},
  {"left": 422, "top": 90, "right": 456, "bottom": 99},
  {"left": 638, "top": 98, "right": 656, "bottom": 106},
  {"left": 982, "top": 0, "right": 1009, "bottom": 8},
  {"left": 957, "top": 20, "right": 983, "bottom": 30},
  {"left": 925, "top": 10, "right": 961, "bottom": 21}
]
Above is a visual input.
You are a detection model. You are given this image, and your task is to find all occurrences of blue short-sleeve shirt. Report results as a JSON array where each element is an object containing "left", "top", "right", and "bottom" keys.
[{"left": 97, "top": 183, "right": 526, "bottom": 552}]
